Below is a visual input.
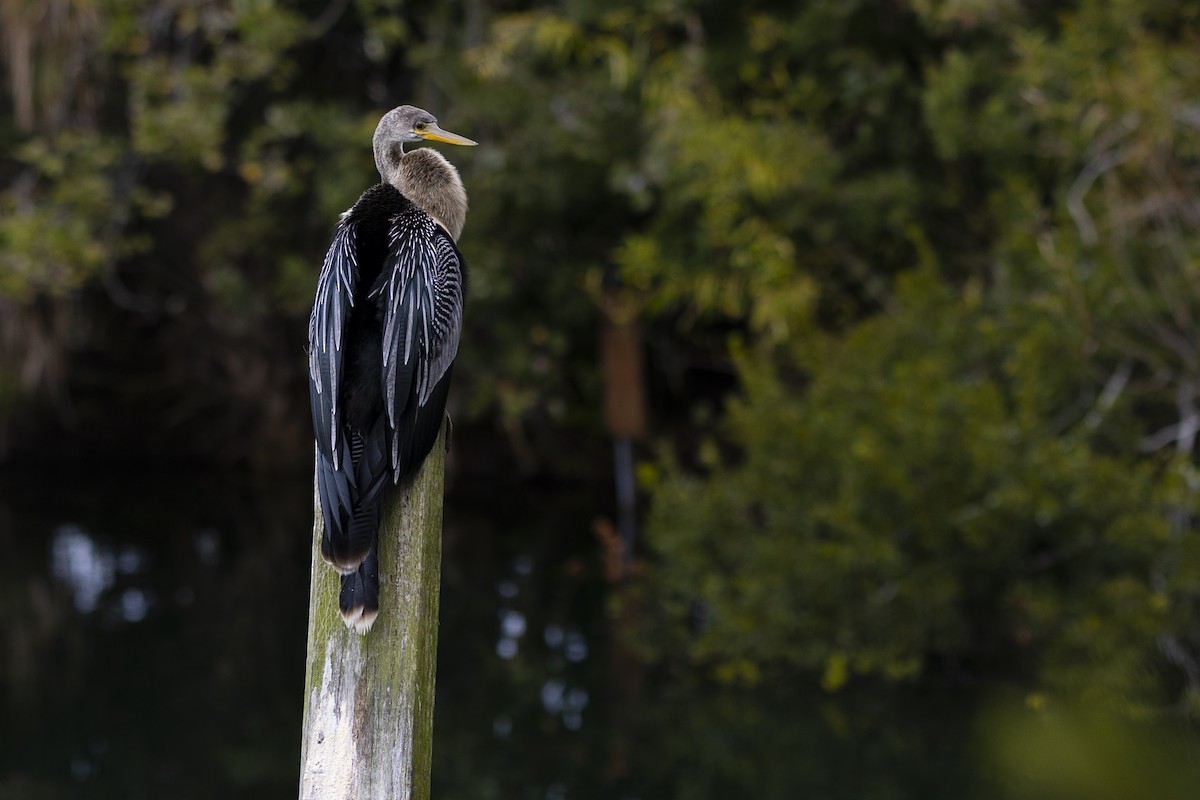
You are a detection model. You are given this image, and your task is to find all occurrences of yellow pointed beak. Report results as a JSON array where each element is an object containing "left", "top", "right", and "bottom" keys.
[{"left": 419, "top": 123, "right": 478, "bottom": 146}]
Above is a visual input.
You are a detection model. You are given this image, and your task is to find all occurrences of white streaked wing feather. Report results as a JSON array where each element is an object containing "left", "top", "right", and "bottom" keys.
[
  {"left": 308, "top": 221, "right": 358, "bottom": 468},
  {"left": 371, "top": 211, "right": 465, "bottom": 467}
]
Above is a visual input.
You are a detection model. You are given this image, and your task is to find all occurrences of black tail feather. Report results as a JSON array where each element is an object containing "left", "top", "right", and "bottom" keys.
[
  {"left": 339, "top": 544, "right": 379, "bottom": 633},
  {"left": 390, "top": 367, "right": 454, "bottom": 482},
  {"left": 317, "top": 418, "right": 390, "bottom": 572},
  {"left": 317, "top": 375, "right": 449, "bottom": 632}
]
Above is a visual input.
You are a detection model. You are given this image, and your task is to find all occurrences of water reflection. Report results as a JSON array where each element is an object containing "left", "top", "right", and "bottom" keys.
[
  {"left": 194, "top": 529, "right": 221, "bottom": 565},
  {"left": 3, "top": 467, "right": 991, "bottom": 799},
  {"left": 50, "top": 524, "right": 152, "bottom": 624},
  {"left": 497, "top": 607, "right": 526, "bottom": 660},
  {"left": 1, "top": 468, "right": 310, "bottom": 800},
  {"left": 562, "top": 627, "right": 587, "bottom": 663},
  {"left": 118, "top": 588, "right": 149, "bottom": 623},
  {"left": 496, "top": 636, "right": 519, "bottom": 659},
  {"left": 50, "top": 524, "right": 116, "bottom": 614},
  {"left": 540, "top": 680, "right": 588, "bottom": 731}
]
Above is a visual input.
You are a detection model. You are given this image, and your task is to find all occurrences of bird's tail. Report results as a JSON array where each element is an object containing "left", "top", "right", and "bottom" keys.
[
  {"left": 317, "top": 420, "right": 389, "bottom": 574},
  {"left": 339, "top": 544, "right": 379, "bottom": 633}
]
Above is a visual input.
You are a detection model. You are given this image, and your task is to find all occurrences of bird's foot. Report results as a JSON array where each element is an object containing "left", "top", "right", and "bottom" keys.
[{"left": 444, "top": 412, "right": 454, "bottom": 453}]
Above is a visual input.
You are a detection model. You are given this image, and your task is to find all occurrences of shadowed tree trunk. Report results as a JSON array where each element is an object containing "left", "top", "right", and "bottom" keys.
[{"left": 298, "top": 430, "right": 445, "bottom": 800}]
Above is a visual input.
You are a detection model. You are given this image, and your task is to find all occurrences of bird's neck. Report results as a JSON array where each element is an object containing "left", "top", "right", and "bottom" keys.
[{"left": 376, "top": 145, "right": 468, "bottom": 241}]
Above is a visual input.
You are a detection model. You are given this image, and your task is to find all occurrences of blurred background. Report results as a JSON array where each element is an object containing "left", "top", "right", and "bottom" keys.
[{"left": 3, "top": 0, "right": 1200, "bottom": 797}]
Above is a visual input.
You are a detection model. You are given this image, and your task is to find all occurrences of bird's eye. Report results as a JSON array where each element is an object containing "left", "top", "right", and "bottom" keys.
[{"left": 414, "top": 121, "right": 428, "bottom": 131}]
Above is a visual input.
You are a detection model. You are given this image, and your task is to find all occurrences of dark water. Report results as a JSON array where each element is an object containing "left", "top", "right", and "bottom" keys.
[{"left": 0, "top": 466, "right": 981, "bottom": 799}]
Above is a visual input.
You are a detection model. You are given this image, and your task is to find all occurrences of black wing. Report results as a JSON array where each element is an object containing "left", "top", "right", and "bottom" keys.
[
  {"left": 308, "top": 220, "right": 358, "bottom": 469},
  {"left": 372, "top": 210, "right": 465, "bottom": 481}
]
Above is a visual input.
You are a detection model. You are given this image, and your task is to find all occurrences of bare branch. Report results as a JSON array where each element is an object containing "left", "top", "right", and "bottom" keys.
[
  {"left": 1083, "top": 358, "right": 1133, "bottom": 430},
  {"left": 1067, "top": 146, "right": 1135, "bottom": 247},
  {"left": 1066, "top": 113, "right": 1141, "bottom": 247}
]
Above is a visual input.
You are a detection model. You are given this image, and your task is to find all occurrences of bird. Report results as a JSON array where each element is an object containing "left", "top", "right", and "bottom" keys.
[{"left": 308, "top": 105, "right": 476, "bottom": 633}]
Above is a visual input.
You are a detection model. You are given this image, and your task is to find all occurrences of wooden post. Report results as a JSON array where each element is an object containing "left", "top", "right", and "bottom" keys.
[
  {"left": 600, "top": 292, "right": 646, "bottom": 577},
  {"left": 299, "top": 430, "right": 445, "bottom": 800},
  {"left": 599, "top": 308, "right": 647, "bottom": 442}
]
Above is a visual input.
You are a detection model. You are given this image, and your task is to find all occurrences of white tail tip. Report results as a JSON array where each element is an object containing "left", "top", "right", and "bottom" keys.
[{"left": 340, "top": 606, "right": 378, "bottom": 635}]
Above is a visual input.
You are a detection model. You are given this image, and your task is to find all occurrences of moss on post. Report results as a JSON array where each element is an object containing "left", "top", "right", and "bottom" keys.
[{"left": 299, "top": 430, "right": 445, "bottom": 800}]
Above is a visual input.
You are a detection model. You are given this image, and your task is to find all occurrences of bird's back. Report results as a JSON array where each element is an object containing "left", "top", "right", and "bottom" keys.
[{"left": 309, "top": 180, "right": 466, "bottom": 632}]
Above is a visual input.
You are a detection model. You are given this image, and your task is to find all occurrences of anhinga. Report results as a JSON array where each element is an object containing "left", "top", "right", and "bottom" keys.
[{"left": 308, "top": 105, "right": 476, "bottom": 633}]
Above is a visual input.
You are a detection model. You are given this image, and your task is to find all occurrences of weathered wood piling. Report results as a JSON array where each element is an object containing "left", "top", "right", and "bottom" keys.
[{"left": 299, "top": 431, "right": 445, "bottom": 800}]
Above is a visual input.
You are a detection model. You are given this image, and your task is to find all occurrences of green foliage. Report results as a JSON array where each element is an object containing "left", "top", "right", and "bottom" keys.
[
  {"left": 640, "top": 272, "right": 1177, "bottom": 698},
  {"left": 0, "top": 132, "right": 126, "bottom": 298},
  {"left": 0, "top": 0, "right": 476, "bottom": 451},
  {"left": 633, "top": 0, "right": 1200, "bottom": 713},
  {"left": 3, "top": 0, "right": 1200, "bottom": 719},
  {"left": 986, "top": 705, "right": 1200, "bottom": 800}
]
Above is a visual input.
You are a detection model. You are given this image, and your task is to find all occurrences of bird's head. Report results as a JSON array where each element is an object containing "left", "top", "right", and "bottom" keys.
[{"left": 373, "top": 105, "right": 476, "bottom": 181}]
